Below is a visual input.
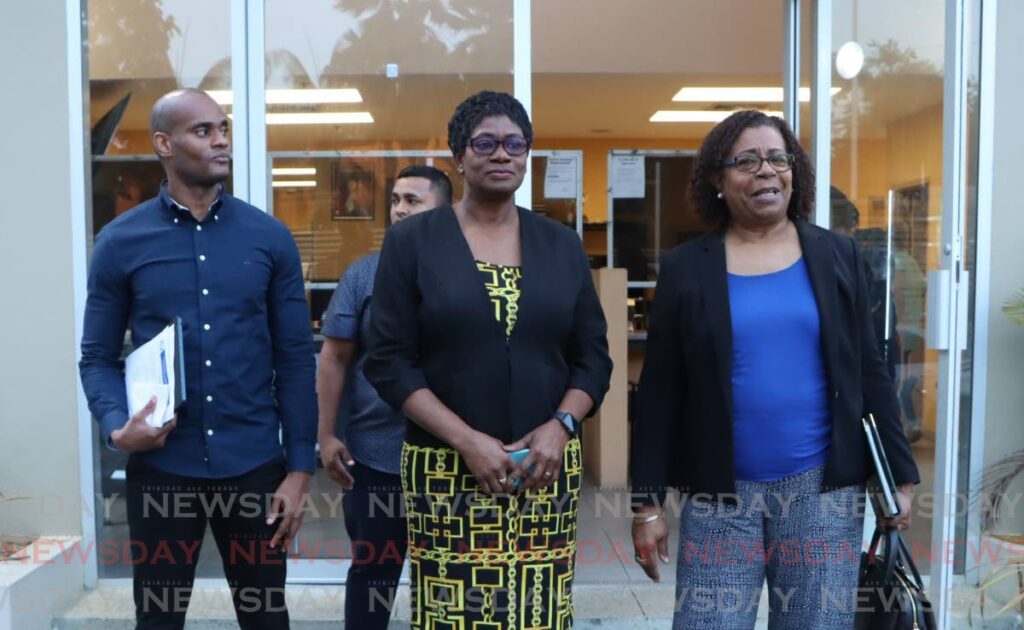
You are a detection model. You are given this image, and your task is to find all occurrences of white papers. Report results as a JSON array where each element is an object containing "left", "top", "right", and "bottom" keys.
[
  {"left": 543, "top": 155, "right": 578, "bottom": 199},
  {"left": 124, "top": 322, "right": 180, "bottom": 427},
  {"left": 611, "top": 155, "right": 646, "bottom": 198}
]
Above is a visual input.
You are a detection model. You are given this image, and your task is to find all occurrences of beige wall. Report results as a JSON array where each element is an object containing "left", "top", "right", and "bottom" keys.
[
  {"left": 982, "top": 0, "right": 1024, "bottom": 532},
  {"left": 0, "top": 2, "right": 85, "bottom": 535}
]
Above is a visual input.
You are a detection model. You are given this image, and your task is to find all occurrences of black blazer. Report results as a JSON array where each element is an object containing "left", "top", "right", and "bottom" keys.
[
  {"left": 632, "top": 220, "right": 920, "bottom": 502},
  {"left": 365, "top": 205, "right": 612, "bottom": 448}
]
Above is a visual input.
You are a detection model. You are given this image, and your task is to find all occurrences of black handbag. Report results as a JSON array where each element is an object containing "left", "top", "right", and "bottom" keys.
[{"left": 855, "top": 527, "right": 937, "bottom": 630}]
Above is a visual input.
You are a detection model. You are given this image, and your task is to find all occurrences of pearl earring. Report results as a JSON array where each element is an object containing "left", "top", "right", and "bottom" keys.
[{"left": 716, "top": 191, "right": 724, "bottom": 199}]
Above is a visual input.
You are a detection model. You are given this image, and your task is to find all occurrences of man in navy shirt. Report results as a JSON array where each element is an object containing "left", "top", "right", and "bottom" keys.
[
  {"left": 80, "top": 88, "right": 317, "bottom": 629},
  {"left": 317, "top": 165, "right": 452, "bottom": 628}
]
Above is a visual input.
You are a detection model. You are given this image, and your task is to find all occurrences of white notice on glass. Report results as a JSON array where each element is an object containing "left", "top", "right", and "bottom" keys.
[
  {"left": 611, "top": 155, "right": 645, "bottom": 198},
  {"left": 543, "top": 155, "right": 578, "bottom": 199}
]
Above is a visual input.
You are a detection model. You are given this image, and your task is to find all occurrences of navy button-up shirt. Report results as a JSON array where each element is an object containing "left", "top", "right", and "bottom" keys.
[{"left": 79, "top": 185, "right": 317, "bottom": 478}]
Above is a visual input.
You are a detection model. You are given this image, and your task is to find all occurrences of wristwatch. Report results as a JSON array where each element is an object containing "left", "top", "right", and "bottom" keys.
[{"left": 553, "top": 410, "right": 580, "bottom": 437}]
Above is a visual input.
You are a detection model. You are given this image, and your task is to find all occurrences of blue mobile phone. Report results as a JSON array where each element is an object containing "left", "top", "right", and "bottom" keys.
[{"left": 508, "top": 448, "right": 534, "bottom": 489}]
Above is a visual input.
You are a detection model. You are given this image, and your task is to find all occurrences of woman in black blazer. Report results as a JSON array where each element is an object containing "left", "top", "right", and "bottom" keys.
[
  {"left": 366, "top": 91, "right": 611, "bottom": 629},
  {"left": 629, "top": 111, "right": 919, "bottom": 629}
]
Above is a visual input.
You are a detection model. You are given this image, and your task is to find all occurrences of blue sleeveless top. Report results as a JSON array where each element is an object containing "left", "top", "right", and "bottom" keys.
[{"left": 727, "top": 257, "right": 831, "bottom": 482}]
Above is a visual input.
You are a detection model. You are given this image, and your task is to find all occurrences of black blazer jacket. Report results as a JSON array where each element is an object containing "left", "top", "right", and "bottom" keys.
[
  {"left": 632, "top": 220, "right": 920, "bottom": 503},
  {"left": 365, "top": 204, "right": 612, "bottom": 448}
]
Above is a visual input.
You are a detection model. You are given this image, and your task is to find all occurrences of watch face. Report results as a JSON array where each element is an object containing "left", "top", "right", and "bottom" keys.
[{"left": 556, "top": 412, "right": 577, "bottom": 435}]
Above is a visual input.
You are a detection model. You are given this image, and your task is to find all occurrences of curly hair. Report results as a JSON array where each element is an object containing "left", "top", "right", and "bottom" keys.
[
  {"left": 690, "top": 110, "right": 815, "bottom": 226},
  {"left": 447, "top": 91, "right": 533, "bottom": 157}
]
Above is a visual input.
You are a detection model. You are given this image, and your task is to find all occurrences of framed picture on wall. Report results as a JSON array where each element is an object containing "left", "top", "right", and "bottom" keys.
[{"left": 331, "top": 163, "right": 375, "bottom": 220}]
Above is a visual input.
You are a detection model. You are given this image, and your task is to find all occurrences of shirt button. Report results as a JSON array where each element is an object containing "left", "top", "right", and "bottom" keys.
[
  {"left": 206, "top": 395, "right": 213, "bottom": 402},
  {"left": 207, "top": 429, "right": 214, "bottom": 436},
  {"left": 196, "top": 225, "right": 202, "bottom": 231},
  {"left": 173, "top": 218, "right": 179, "bottom": 224},
  {"left": 214, "top": 215, "right": 219, "bottom": 221},
  {"left": 205, "top": 359, "right": 212, "bottom": 367},
  {"left": 202, "top": 289, "right": 209, "bottom": 296},
  {"left": 203, "top": 323, "right": 211, "bottom": 331},
  {"left": 199, "top": 255, "right": 206, "bottom": 262}
]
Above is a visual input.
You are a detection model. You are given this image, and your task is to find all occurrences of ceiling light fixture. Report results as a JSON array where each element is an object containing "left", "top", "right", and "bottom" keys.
[
  {"left": 271, "top": 167, "right": 317, "bottom": 176},
  {"left": 207, "top": 88, "right": 363, "bottom": 106},
  {"left": 266, "top": 112, "right": 374, "bottom": 125},
  {"left": 672, "top": 87, "right": 841, "bottom": 103},
  {"left": 272, "top": 180, "right": 317, "bottom": 188},
  {"left": 650, "top": 110, "right": 785, "bottom": 123}
]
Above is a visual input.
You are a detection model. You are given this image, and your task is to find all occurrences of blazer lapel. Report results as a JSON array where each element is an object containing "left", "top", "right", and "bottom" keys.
[
  {"left": 514, "top": 207, "right": 536, "bottom": 340},
  {"left": 438, "top": 205, "right": 508, "bottom": 340},
  {"left": 696, "top": 229, "right": 734, "bottom": 417},
  {"left": 797, "top": 221, "right": 839, "bottom": 389}
]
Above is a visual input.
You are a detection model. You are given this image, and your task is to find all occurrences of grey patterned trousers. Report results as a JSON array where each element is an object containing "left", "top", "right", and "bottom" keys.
[{"left": 673, "top": 465, "right": 865, "bottom": 630}]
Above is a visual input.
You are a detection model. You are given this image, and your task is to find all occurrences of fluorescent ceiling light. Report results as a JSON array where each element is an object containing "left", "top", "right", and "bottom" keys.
[
  {"left": 271, "top": 167, "right": 317, "bottom": 176},
  {"left": 272, "top": 180, "right": 317, "bottom": 188},
  {"left": 650, "top": 110, "right": 784, "bottom": 123},
  {"left": 266, "top": 112, "right": 374, "bottom": 125},
  {"left": 672, "top": 87, "right": 841, "bottom": 103},
  {"left": 207, "top": 88, "right": 363, "bottom": 106}
]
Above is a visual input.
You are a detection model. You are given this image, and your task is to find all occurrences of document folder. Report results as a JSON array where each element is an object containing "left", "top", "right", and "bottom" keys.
[
  {"left": 862, "top": 413, "right": 901, "bottom": 519},
  {"left": 124, "top": 318, "right": 185, "bottom": 427}
]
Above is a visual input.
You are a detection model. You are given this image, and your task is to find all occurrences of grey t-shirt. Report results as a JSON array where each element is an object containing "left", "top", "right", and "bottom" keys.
[{"left": 320, "top": 252, "right": 405, "bottom": 474}]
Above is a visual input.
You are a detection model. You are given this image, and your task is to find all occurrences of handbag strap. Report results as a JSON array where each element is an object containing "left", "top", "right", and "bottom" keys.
[
  {"left": 867, "top": 527, "right": 901, "bottom": 581},
  {"left": 896, "top": 532, "right": 927, "bottom": 591}
]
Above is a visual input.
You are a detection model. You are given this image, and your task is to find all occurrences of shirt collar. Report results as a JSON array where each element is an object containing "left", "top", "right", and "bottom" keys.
[{"left": 158, "top": 181, "right": 226, "bottom": 219}]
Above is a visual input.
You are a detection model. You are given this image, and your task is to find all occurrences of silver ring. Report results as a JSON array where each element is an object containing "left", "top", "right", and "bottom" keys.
[
  {"left": 544, "top": 471, "right": 553, "bottom": 477},
  {"left": 498, "top": 477, "right": 507, "bottom": 484},
  {"left": 634, "top": 554, "right": 644, "bottom": 563}
]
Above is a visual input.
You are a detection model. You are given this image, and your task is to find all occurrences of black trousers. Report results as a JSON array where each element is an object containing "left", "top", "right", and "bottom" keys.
[
  {"left": 125, "top": 457, "right": 289, "bottom": 630},
  {"left": 342, "top": 461, "right": 409, "bottom": 629}
]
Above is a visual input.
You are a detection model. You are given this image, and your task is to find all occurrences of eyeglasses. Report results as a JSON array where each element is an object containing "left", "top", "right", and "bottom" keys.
[
  {"left": 467, "top": 135, "right": 530, "bottom": 157},
  {"left": 719, "top": 153, "right": 794, "bottom": 173}
]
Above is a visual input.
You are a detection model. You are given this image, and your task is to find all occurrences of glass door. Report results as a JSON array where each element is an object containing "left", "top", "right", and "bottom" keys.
[
  {"left": 85, "top": 0, "right": 238, "bottom": 580},
  {"left": 816, "top": 1, "right": 983, "bottom": 624},
  {"left": 261, "top": 0, "right": 514, "bottom": 579}
]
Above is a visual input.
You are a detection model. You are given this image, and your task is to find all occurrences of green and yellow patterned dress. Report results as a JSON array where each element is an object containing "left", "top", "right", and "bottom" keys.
[{"left": 400, "top": 260, "right": 583, "bottom": 629}]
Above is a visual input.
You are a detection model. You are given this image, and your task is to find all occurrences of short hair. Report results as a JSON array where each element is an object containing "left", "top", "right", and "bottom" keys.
[
  {"left": 150, "top": 88, "right": 217, "bottom": 136},
  {"left": 447, "top": 91, "right": 533, "bottom": 157},
  {"left": 690, "top": 110, "right": 815, "bottom": 226},
  {"left": 830, "top": 186, "right": 860, "bottom": 232},
  {"left": 396, "top": 165, "right": 453, "bottom": 205}
]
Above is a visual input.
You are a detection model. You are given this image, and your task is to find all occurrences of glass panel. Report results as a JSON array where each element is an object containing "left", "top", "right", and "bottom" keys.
[
  {"left": 799, "top": 0, "right": 813, "bottom": 147},
  {"left": 271, "top": 154, "right": 461, "bottom": 331},
  {"left": 610, "top": 154, "right": 700, "bottom": 283},
  {"left": 530, "top": 153, "right": 581, "bottom": 231},
  {"left": 533, "top": 0, "right": 788, "bottom": 278},
  {"left": 955, "top": 0, "right": 982, "bottom": 573},
  {"left": 87, "top": 0, "right": 234, "bottom": 578},
  {"left": 264, "top": 0, "right": 513, "bottom": 563},
  {"left": 829, "top": 0, "right": 946, "bottom": 574}
]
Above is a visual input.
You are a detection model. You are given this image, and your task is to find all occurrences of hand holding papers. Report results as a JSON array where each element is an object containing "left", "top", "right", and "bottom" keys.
[{"left": 124, "top": 319, "right": 185, "bottom": 428}]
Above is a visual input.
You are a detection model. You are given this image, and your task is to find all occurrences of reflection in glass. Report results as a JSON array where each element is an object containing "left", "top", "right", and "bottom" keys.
[{"left": 830, "top": 0, "right": 945, "bottom": 574}]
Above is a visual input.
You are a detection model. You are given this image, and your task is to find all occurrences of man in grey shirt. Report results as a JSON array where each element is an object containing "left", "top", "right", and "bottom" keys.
[{"left": 317, "top": 165, "right": 452, "bottom": 628}]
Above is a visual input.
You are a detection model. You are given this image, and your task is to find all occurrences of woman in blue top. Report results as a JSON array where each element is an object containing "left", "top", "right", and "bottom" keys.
[{"left": 630, "top": 110, "right": 919, "bottom": 629}]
